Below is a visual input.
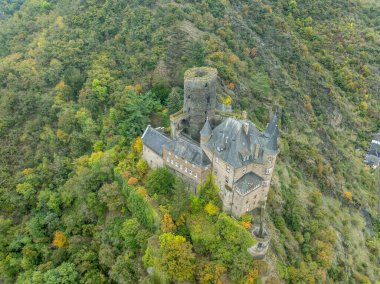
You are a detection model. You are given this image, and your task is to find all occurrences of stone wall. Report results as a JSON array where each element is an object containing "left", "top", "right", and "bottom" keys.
[
  {"left": 162, "top": 148, "right": 210, "bottom": 186},
  {"left": 203, "top": 147, "right": 277, "bottom": 217},
  {"left": 143, "top": 145, "right": 164, "bottom": 169},
  {"left": 183, "top": 67, "right": 217, "bottom": 140}
]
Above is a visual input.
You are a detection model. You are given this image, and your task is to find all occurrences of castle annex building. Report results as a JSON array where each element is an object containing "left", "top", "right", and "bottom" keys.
[
  {"left": 142, "top": 67, "right": 279, "bottom": 217},
  {"left": 364, "top": 131, "right": 380, "bottom": 169}
]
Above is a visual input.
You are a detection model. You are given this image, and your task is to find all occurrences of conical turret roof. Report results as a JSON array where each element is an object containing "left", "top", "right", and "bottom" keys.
[
  {"left": 264, "top": 113, "right": 278, "bottom": 138},
  {"left": 200, "top": 118, "right": 212, "bottom": 136}
]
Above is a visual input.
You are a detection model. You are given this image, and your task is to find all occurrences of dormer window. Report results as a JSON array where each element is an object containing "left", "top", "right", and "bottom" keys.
[{"left": 243, "top": 155, "right": 250, "bottom": 162}]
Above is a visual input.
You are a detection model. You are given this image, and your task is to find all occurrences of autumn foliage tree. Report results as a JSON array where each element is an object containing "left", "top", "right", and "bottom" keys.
[
  {"left": 52, "top": 231, "right": 68, "bottom": 248},
  {"left": 161, "top": 213, "right": 176, "bottom": 233},
  {"left": 158, "top": 233, "right": 195, "bottom": 282}
]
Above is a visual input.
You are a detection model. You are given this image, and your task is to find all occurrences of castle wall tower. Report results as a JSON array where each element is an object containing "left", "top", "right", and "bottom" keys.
[{"left": 183, "top": 67, "right": 217, "bottom": 140}]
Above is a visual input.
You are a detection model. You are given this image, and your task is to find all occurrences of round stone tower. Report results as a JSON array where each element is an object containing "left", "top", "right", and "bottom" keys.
[{"left": 183, "top": 67, "right": 217, "bottom": 140}]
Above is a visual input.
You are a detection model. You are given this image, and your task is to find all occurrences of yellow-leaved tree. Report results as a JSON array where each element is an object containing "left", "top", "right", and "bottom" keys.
[
  {"left": 52, "top": 231, "right": 68, "bottom": 248},
  {"left": 161, "top": 213, "right": 176, "bottom": 233}
]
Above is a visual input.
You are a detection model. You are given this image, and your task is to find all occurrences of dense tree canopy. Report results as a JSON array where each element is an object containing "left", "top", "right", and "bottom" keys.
[{"left": 0, "top": 0, "right": 379, "bottom": 282}]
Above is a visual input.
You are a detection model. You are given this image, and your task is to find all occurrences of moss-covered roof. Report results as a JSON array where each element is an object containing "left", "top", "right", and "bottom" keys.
[{"left": 184, "top": 67, "right": 217, "bottom": 81}]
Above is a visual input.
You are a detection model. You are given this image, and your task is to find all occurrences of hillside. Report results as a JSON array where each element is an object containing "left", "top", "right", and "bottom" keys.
[{"left": 0, "top": 0, "right": 379, "bottom": 283}]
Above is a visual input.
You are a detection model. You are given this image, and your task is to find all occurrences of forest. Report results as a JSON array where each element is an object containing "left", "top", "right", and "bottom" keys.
[{"left": 0, "top": 0, "right": 379, "bottom": 283}]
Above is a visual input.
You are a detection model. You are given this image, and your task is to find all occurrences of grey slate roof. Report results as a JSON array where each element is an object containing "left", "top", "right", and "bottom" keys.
[
  {"left": 200, "top": 118, "right": 212, "bottom": 136},
  {"left": 163, "top": 137, "right": 211, "bottom": 167},
  {"left": 141, "top": 126, "right": 171, "bottom": 156},
  {"left": 368, "top": 140, "right": 380, "bottom": 157},
  {"left": 204, "top": 117, "right": 279, "bottom": 168},
  {"left": 364, "top": 154, "right": 380, "bottom": 168},
  {"left": 364, "top": 138, "right": 380, "bottom": 168},
  {"left": 234, "top": 172, "right": 263, "bottom": 195}
]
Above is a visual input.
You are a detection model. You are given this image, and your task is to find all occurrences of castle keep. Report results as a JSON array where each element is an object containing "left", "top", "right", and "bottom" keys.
[{"left": 142, "top": 67, "right": 279, "bottom": 217}]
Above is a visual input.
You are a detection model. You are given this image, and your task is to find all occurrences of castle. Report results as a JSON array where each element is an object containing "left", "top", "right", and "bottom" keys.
[{"left": 142, "top": 67, "right": 279, "bottom": 217}]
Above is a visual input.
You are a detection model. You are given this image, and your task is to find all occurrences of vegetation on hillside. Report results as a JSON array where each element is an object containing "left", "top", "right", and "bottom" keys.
[{"left": 0, "top": 0, "right": 379, "bottom": 282}]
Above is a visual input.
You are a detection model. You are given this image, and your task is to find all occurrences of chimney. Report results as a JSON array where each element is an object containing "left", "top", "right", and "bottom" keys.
[
  {"left": 255, "top": 143, "right": 260, "bottom": 159},
  {"left": 242, "top": 110, "right": 247, "bottom": 120}
]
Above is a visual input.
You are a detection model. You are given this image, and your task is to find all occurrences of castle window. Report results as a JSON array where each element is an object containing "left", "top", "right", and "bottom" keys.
[
  {"left": 171, "top": 160, "right": 174, "bottom": 164},
  {"left": 194, "top": 173, "right": 197, "bottom": 178},
  {"left": 225, "top": 176, "right": 229, "bottom": 184},
  {"left": 185, "top": 167, "right": 188, "bottom": 172},
  {"left": 175, "top": 162, "right": 179, "bottom": 167},
  {"left": 214, "top": 169, "right": 218, "bottom": 175},
  {"left": 192, "top": 164, "right": 195, "bottom": 168},
  {"left": 166, "top": 157, "right": 170, "bottom": 162},
  {"left": 265, "top": 168, "right": 271, "bottom": 175},
  {"left": 189, "top": 170, "right": 192, "bottom": 175},
  {"left": 226, "top": 165, "right": 230, "bottom": 173},
  {"left": 180, "top": 164, "right": 183, "bottom": 170},
  {"left": 243, "top": 167, "right": 246, "bottom": 174}
]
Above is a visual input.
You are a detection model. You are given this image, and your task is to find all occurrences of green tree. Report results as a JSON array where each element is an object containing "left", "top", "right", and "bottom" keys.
[
  {"left": 146, "top": 167, "right": 175, "bottom": 195},
  {"left": 98, "top": 182, "right": 125, "bottom": 212},
  {"left": 158, "top": 233, "right": 195, "bottom": 282},
  {"left": 198, "top": 174, "right": 221, "bottom": 208},
  {"left": 166, "top": 87, "right": 183, "bottom": 115},
  {"left": 43, "top": 262, "right": 79, "bottom": 284},
  {"left": 109, "top": 253, "right": 140, "bottom": 284}
]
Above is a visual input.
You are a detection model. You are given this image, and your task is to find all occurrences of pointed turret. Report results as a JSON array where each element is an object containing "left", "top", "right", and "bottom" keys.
[
  {"left": 264, "top": 113, "right": 278, "bottom": 138},
  {"left": 200, "top": 118, "right": 212, "bottom": 146},
  {"left": 266, "top": 126, "right": 279, "bottom": 153}
]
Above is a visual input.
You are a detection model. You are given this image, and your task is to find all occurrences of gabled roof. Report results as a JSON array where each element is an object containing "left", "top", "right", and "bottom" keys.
[
  {"left": 141, "top": 126, "right": 171, "bottom": 156},
  {"left": 163, "top": 137, "right": 211, "bottom": 167},
  {"left": 368, "top": 140, "right": 380, "bottom": 157},
  {"left": 364, "top": 134, "right": 380, "bottom": 168},
  {"left": 234, "top": 172, "right": 263, "bottom": 195},
  {"left": 204, "top": 117, "right": 279, "bottom": 168}
]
